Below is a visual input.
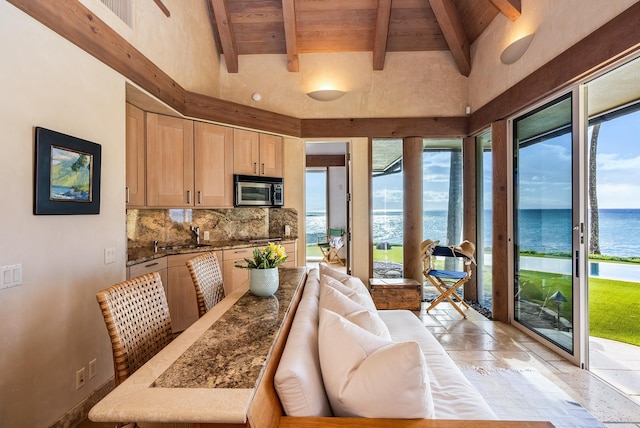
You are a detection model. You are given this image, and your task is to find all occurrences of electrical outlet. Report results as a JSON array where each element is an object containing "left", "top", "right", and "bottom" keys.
[
  {"left": 104, "top": 247, "right": 116, "bottom": 265},
  {"left": 76, "top": 367, "right": 86, "bottom": 389},
  {"left": 203, "top": 231, "right": 210, "bottom": 241},
  {"left": 89, "top": 359, "right": 97, "bottom": 379}
]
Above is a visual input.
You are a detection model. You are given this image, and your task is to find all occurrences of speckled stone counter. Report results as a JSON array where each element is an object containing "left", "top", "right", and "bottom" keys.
[
  {"left": 89, "top": 267, "right": 306, "bottom": 425},
  {"left": 127, "top": 237, "right": 298, "bottom": 266}
]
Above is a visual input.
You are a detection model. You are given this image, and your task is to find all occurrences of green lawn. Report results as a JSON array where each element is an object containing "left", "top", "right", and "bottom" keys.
[{"left": 517, "top": 270, "right": 640, "bottom": 347}]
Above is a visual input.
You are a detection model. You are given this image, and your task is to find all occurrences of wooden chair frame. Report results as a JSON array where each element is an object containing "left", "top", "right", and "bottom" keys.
[
  {"left": 317, "top": 228, "right": 345, "bottom": 266},
  {"left": 422, "top": 243, "right": 473, "bottom": 318}
]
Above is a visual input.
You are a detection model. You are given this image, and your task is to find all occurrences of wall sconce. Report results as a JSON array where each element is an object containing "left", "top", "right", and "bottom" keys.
[
  {"left": 500, "top": 33, "right": 535, "bottom": 64},
  {"left": 306, "top": 89, "right": 346, "bottom": 102}
]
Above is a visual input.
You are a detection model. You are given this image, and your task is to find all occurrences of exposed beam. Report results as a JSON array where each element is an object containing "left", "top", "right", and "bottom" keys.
[
  {"left": 372, "top": 0, "right": 392, "bottom": 71},
  {"left": 153, "top": 0, "right": 170, "bottom": 17},
  {"left": 281, "top": 0, "right": 299, "bottom": 72},
  {"left": 209, "top": 0, "right": 239, "bottom": 73},
  {"left": 490, "top": 0, "right": 521, "bottom": 22},
  {"left": 428, "top": 0, "right": 471, "bottom": 77},
  {"left": 301, "top": 117, "right": 467, "bottom": 138},
  {"left": 305, "top": 155, "right": 346, "bottom": 167}
]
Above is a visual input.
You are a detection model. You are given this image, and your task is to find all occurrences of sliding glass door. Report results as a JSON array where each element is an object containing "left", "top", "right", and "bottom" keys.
[{"left": 512, "top": 90, "right": 586, "bottom": 364}]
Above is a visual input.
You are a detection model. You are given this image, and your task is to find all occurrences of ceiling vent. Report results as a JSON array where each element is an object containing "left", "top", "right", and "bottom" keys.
[{"left": 99, "top": 0, "right": 133, "bottom": 28}]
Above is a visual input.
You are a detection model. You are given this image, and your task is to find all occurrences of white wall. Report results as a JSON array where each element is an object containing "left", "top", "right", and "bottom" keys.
[
  {"left": 219, "top": 51, "right": 468, "bottom": 118},
  {"left": 0, "top": 2, "right": 127, "bottom": 426},
  {"left": 77, "top": 0, "right": 221, "bottom": 97},
  {"left": 469, "top": 0, "right": 638, "bottom": 112}
]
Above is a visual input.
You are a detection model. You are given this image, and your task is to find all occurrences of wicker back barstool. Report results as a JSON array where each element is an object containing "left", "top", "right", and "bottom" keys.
[
  {"left": 186, "top": 251, "right": 225, "bottom": 318},
  {"left": 96, "top": 272, "right": 173, "bottom": 387}
]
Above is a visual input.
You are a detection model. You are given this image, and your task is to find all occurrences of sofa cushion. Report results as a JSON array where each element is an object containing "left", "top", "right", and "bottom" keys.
[
  {"left": 378, "top": 310, "right": 497, "bottom": 420},
  {"left": 274, "top": 270, "right": 333, "bottom": 417},
  {"left": 318, "top": 308, "right": 435, "bottom": 418},
  {"left": 320, "top": 274, "right": 377, "bottom": 313}
]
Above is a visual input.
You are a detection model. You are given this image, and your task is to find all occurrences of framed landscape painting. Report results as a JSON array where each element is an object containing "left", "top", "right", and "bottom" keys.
[{"left": 34, "top": 127, "right": 101, "bottom": 215}]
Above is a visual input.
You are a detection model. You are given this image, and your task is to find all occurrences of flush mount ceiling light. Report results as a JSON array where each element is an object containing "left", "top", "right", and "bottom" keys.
[
  {"left": 306, "top": 89, "right": 346, "bottom": 102},
  {"left": 500, "top": 33, "right": 535, "bottom": 65}
]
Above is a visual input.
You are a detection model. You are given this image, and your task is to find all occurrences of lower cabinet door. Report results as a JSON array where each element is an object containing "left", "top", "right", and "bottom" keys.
[
  {"left": 167, "top": 254, "right": 200, "bottom": 333},
  {"left": 222, "top": 247, "right": 256, "bottom": 295}
]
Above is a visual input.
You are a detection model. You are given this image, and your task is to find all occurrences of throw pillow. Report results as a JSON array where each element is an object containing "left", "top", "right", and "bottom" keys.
[
  {"left": 318, "top": 309, "right": 434, "bottom": 418},
  {"left": 321, "top": 274, "right": 377, "bottom": 312}
]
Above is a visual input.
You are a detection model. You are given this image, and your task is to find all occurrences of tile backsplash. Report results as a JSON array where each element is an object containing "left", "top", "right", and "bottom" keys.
[{"left": 127, "top": 208, "right": 298, "bottom": 248}]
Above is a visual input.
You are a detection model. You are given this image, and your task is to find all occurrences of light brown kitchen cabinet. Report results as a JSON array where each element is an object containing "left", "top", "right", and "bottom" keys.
[
  {"left": 146, "top": 113, "right": 234, "bottom": 208},
  {"left": 128, "top": 257, "right": 168, "bottom": 296},
  {"left": 167, "top": 252, "right": 215, "bottom": 333},
  {"left": 233, "top": 129, "right": 282, "bottom": 177},
  {"left": 281, "top": 241, "right": 297, "bottom": 268},
  {"left": 222, "top": 246, "right": 255, "bottom": 296},
  {"left": 146, "top": 113, "right": 194, "bottom": 207},
  {"left": 194, "top": 122, "right": 234, "bottom": 207},
  {"left": 125, "top": 103, "right": 146, "bottom": 207}
]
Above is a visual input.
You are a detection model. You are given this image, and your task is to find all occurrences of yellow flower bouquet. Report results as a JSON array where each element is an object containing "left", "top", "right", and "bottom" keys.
[{"left": 235, "top": 242, "right": 288, "bottom": 269}]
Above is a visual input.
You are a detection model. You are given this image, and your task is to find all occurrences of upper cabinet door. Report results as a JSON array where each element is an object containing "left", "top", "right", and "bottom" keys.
[
  {"left": 146, "top": 113, "right": 194, "bottom": 207},
  {"left": 125, "top": 103, "right": 146, "bottom": 207},
  {"left": 233, "top": 129, "right": 260, "bottom": 176},
  {"left": 259, "top": 134, "right": 283, "bottom": 177},
  {"left": 194, "top": 122, "right": 234, "bottom": 207}
]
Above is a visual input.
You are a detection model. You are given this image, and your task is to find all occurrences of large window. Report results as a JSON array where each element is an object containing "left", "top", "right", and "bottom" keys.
[
  {"left": 305, "top": 169, "right": 327, "bottom": 262},
  {"left": 371, "top": 138, "right": 462, "bottom": 279},
  {"left": 477, "top": 130, "right": 493, "bottom": 311},
  {"left": 372, "top": 139, "right": 404, "bottom": 277}
]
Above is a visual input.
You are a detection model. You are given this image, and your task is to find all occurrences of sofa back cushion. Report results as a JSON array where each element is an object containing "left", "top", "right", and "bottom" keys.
[{"left": 274, "top": 269, "right": 333, "bottom": 416}]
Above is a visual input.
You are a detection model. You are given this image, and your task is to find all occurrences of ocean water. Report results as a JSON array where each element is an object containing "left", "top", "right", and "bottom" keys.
[{"left": 306, "top": 209, "right": 640, "bottom": 258}]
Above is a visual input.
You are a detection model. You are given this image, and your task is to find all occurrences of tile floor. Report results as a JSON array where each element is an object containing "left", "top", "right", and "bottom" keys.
[{"left": 423, "top": 302, "right": 640, "bottom": 427}]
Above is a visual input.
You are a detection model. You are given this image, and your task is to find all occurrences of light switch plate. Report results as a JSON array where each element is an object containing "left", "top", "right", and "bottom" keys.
[
  {"left": 104, "top": 248, "right": 116, "bottom": 265},
  {"left": 0, "top": 264, "right": 22, "bottom": 289}
]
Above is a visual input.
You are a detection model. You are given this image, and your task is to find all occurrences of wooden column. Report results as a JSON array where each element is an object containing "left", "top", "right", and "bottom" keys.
[
  {"left": 462, "top": 136, "right": 477, "bottom": 302},
  {"left": 403, "top": 137, "right": 424, "bottom": 284},
  {"left": 491, "top": 121, "right": 509, "bottom": 322}
]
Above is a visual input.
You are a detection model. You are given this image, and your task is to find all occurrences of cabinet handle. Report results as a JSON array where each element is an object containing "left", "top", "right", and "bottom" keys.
[
  {"left": 145, "top": 262, "right": 160, "bottom": 268},
  {"left": 187, "top": 190, "right": 191, "bottom": 204},
  {"left": 125, "top": 187, "right": 130, "bottom": 203},
  {"left": 253, "top": 162, "right": 258, "bottom": 175},
  {"left": 262, "top": 163, "right": 265, "bottom": 175},
  {"left": 198, "top": 191, "right": 202, "bottom": 204}
]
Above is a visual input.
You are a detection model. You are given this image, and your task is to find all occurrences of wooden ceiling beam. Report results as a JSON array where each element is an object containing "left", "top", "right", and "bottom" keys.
[
  {"left": 428, "top": 0, "right": 471, "bottom": 76},
  {"left": 209, "top": 0, "right": 239, "bottom": 73},
  {"left": 282, "top": 0, "right": 299, "bottom": 72},
  {"left": 373, "top": 0, "right": 392, "bottom": 70},
  {"left": 490, "top": 0, "right": 521, "bottom": 22}
]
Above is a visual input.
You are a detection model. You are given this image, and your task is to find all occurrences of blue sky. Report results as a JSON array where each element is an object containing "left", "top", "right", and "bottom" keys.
[{"left": 307, "top": 109, "right": 640, "bottom": 213}]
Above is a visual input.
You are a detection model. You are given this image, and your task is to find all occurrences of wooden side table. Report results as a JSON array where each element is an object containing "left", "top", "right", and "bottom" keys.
[{"left": 369, "top": 278, "right": 422, "bottom": 311}]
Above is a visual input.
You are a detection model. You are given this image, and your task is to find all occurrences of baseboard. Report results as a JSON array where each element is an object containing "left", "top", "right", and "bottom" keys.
[{"left": 49, "top": 378, "right": 114, "bottom": 428}]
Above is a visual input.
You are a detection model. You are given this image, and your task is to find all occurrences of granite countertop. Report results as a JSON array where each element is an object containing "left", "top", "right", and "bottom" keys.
[
  {"left": 89, "top": 267, "right": 307, "bottom": 425},
  {"left": 127, "top": 237, "right": 298, "bottom": 266}
]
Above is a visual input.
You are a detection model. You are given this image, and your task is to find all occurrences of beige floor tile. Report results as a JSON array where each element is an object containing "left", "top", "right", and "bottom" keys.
[{"left": 555, "top": 371, "right": 640, "bottom": 423}]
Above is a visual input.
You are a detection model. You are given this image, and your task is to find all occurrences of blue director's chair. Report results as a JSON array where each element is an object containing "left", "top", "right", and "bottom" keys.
[{"left": 421, "top": 239, "right": 475, "bottom": 318}]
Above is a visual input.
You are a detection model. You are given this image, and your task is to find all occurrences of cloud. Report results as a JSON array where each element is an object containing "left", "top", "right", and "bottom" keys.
[{"left": 597, "top": 153, "right": 640, "bottom": 171}]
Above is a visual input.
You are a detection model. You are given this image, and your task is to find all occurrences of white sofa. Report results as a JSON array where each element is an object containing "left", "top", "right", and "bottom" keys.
[{"left": 274, "top": 266, "right": 497, "bottom": 421}]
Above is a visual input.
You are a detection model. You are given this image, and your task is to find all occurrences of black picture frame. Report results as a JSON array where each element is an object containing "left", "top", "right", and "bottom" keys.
[{"left": 34, "top": 127, "right": 102, "bottom": 215}]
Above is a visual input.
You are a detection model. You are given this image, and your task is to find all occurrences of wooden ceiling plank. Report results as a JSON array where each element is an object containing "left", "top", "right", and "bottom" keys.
[
  {"left": 281, "top": 0, "right": 299, "bottom": 71},
  {"left": 210, "top": 0, "right": 239, "bottom": 73},
  {"left": 428, "top": 0, "right": 471, "bottom": 76},
  {"left": 490, "top": 0, "right": 521, "bottom": 22},
  {"left": 373, "top": 0, "right": 392, "bottom": 70}
]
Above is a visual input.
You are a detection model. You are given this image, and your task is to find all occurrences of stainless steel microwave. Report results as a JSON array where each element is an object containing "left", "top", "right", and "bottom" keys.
[{"left": 234, "top": 175, "right": 284, "bottom": 207}]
